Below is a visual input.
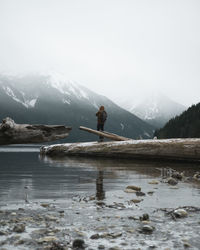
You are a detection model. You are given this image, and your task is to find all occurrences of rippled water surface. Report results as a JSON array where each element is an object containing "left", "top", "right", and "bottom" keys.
[{"left": 0, "top": 145, "right": 200, "bottom": 208}]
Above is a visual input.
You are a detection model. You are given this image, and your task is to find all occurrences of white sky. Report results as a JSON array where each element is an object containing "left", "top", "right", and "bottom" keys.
[{"left": 0, "top": 0, "right": 200, "bottom": 106}]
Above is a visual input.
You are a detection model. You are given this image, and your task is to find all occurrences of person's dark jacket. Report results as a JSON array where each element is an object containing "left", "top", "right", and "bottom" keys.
[{"left": 96, "top": 110, "right": 107, "bottom": 124}]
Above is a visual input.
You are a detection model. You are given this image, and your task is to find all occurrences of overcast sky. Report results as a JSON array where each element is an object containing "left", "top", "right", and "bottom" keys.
[{"left": 0, "top": 0, "right": 200, "bottom": 106}]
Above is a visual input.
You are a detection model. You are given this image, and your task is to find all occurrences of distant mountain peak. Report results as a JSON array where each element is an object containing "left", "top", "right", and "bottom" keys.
[{"left": 118, "top": 91, "right": 186, "bottom": 128}]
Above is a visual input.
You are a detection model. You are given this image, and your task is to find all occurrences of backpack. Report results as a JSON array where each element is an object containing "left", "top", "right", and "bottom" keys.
[{"left": 101, "top": 111, "right": 107, "bottom": 122}]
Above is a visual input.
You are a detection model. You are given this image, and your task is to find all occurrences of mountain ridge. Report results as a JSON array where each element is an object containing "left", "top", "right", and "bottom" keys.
[{"left": 0, "top": 73, "right": 154, "bottom": 142}]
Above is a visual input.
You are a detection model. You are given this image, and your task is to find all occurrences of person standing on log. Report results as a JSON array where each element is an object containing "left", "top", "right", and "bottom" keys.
[{"left": 96, "top": 106, "right": 107, "bottom": 142}]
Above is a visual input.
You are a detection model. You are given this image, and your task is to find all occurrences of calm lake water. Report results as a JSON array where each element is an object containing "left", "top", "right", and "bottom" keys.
[{"left": 0, "top": 145, "right": 200, "bottom": 209}]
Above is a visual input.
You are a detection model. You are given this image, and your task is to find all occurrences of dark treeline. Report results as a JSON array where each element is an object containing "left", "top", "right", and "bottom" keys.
[{"left": 155, "top": 103, "right": 200, "bottom": 139}]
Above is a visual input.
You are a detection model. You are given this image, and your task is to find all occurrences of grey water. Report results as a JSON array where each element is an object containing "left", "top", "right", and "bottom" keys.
[{"left": 0, "top": 145, "right": 200, "bottom": 209}]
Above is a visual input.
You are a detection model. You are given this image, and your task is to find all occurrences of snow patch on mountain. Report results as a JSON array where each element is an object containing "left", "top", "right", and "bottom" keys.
[
  {"left": 27, "top": 99, "right": 37, "bottom": 107},
  {"left": 46, "top": 73, "right": 89, "bottom": 101},
  {"left": 120, "top": 123, "right": 125, "bottom": 130},
  {"left": 2, "top": 86, "right": 37, "bottom": 108},
  {"left": 62, "top": 98, "right": 71, "bottom": 104},
  {"left": 143, "top": 131, "right": 151, "bottom": 137}
]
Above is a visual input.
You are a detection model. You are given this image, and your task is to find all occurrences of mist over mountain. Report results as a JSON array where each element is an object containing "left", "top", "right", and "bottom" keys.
[
  {"left": 155, "top": 102, "right": 200, "bottom": 139},
  {"left": 0, "top": 73, "right": 154, "bottom": 142},
  {"left": 119, "top": 93, "right": 186, "bottom": 128}
]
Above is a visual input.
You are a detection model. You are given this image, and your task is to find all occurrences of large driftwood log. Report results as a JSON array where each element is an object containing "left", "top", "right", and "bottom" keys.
[
  {"left": 40, "top": 138, "right": 200, "bottom": 162},
  {"left": 0, "top": 117, "right": 72, "bottom": 145},
  {"left": 79, "top": 126, "right": 131, "bottom": 141}
]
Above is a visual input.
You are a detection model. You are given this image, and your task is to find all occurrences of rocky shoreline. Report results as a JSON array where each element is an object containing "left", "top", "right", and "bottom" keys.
[{"left": 0, "top": 170, "right": 200, "bottom": 250}]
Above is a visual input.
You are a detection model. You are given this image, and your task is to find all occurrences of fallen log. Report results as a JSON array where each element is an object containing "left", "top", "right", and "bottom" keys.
[
  {"left": 40, "top": 138, "right": 200, "bottom": 162},
  {"left": 79, "top": 126, "right": 131, "bottom": 141},
  {"left": 0, "top": 117, "right": 72, "bottom": 145}
]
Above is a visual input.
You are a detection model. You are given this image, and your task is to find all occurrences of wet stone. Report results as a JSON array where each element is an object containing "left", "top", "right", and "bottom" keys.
[
  {"left": 48, "top": 241, "right": 66, "bottom": 250},
  {"left": 183, "top": 242, "right": 191, "bottom": 248},
  {"left": 0, "top": 231, "right": 8, "bottom": 236},
  {"left": 18, "top": 208, "right": 25, "bottom": 212},
  {"left": 148, "top": 245, "right": 157, "bottom": 249},
  {"left": 124, "top": 188, "right": 136, "bottom": 193},
  {"left": 171, "top": 172, "right": 183, "bottom": 180},
  {"left": 126, "top": 185, "right": 141, "bottom": 191},
  {"left": 14, "top": 239, "right": 25, "bottom": 245},
  {"left": 13, "top": 224, "right": 25, "bottom": 233},
  {"left": 109, "top": 247, "right": 122, "bottom": 250},
  {"left": 98, "top": 245, "right": 105, "bottom": 249},
  {"left": 174, "top": 209, "right": 188, "bottom": 218},
  {"left": 140, "top": 225, "right": 155, "bottom": 234},
  {"left": 136, "top": 191, "right": 146, "bottom": 196},
  {"left": 148, "top": 180, "right": 159, "bottom": 184},
  {"left": 37, "top": 236, "right": 59, "bottom": 243},
  {"left": 168, "top": 177, "right": 178, "bottom": 186},
  {"left": 147, "top": 191, "right": 154, "bottom": 195},
  {"left": 41, "top": 203, "right": 50, "bottom": 208},
  {"left": 193, "top": 172, "right": 200, "bottom": 180},
  {"left": 72, "top": 239, "right": 85, "bottom": 249},
  {"left": 130, "top": 199, "right": 143, "bottom": 204},
  {"left": 140, "top": 213, "right": 149, "bottom": 221}
]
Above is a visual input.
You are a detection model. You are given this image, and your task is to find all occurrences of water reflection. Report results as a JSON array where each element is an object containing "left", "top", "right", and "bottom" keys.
[
  {"left": 0, "top": 148, "right": 200, "bottom": 206},
  {"left": 96, "top": 170, "right": 105, "bottom": 200}
]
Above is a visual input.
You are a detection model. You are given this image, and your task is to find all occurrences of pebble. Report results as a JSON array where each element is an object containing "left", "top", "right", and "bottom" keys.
[
  {"left": 124, "top": 188, "right": 136, "bottom": 193},
  {"left": 109, "top": 247, "right": 122, "bottom": 250},
  {"left": 37, "top": 236, "right": 59, "bottom": 243},
  {"left": 45, "top": 215, "right": 58, "bottom": 221},
  {"left": 183, "top": 242, "right": 191, "bottom": 248},
  {"left": 174, "top": 209, "right": 188, "bottom": 218},
  {"left": 14, "top": 239, "right": 25, "bottom": 246},
  {"left": 126, "top": 185, "right": 141, "bottom": 191},
  {"left": 41, "top": 203, "right": 50, "bottom": 208},
  {"left": 167, "top": 177, "right": 178, "bottom": 186},
  {"left": 140, "top": 213, "right": 149, "bottom": 221},
  {"left": 13, "top": 224, "right": 25, "bottom": 233},
  {"left": 193, "top": 172, "right": 200, "bottom": 180},
  {"left": 136, "top": 191, "right": 146, "bottom": 196},
  {"left": 147, "top": 191, "right": 154, "bottom": 195},
  {"left": 72, "top": 239, "right": 86, "bottom": 249},
  {"left": 130, "top": 199, "right": 143, "bottom": 203},
  {"left": 98, "top": 245, "right": 105, "bottom": 249},
  {"left": 148, "top": 180, "right": 159, "bottom": 184},
  {"left": 90, "top": 233, "right": 100, "bottom": 239},
  {"left": 141, "top": 225, "right": 155, "bottom": 234},
  {"left": 0, "top": 231, "right": 7, "bottom": 236},
  {"left": 149, "top": 245, "right": 157, "bottom": 249},
  {"left": 171, "top": 172, "right": 183, "bottom": 180}
]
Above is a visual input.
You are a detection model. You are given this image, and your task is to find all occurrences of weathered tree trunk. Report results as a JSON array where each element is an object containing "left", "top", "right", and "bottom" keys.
[
  {"left": 79, "top": 126, "right": 131, "bottom": 141},
  {"left": 0, "top": 117, "right": 72, "bottom": 145},
  {"left": 40, "top": 138, "right": 200, "bottom": 162}
]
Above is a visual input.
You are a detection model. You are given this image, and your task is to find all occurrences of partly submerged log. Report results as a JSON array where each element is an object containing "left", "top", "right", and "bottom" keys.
[
  {"left": 79, "top": 126, "right": 131, "bottom": 141},
  {"left": 40, "top": 138, "right": 200, "bottom": 162},
  {"left": 0, "top": 117, "right": 72, "bottom": 145}
]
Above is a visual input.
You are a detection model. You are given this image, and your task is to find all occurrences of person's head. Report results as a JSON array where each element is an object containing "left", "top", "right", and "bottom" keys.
[{"left": 99, "top": 106, "right": 104, "bottom": 111}]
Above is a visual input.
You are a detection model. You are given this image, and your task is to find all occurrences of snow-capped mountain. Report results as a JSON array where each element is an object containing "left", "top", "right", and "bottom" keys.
[
  {"left": 0, "top": 73, "right": 154, "bottom": 142},
  {"left": 128, "top": 93, "right": 186, "bottom": 128}
]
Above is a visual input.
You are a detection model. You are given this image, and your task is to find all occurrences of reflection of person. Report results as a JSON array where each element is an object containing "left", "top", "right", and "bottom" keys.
[
  {"left": 96, "top": 170, "right": 105, "bottom": 200},
  {"left": 96, "top": 106, "right": 107, "bottom": 142}
]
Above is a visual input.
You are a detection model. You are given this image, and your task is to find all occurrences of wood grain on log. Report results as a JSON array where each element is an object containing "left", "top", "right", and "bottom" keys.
[
  {"left": 0, "top": 117, "right": 72, "bottom": 145},
  {"left": 40, "top": 138, "right": 200, "bottom": 162},
  {"left": 79, "top": 126, "right": 131, "bottom": 141}
]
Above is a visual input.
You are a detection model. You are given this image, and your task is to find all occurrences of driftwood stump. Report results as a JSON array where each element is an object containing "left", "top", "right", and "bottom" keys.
[{"left": 0, "top": 117, "right": 72, "bottom": 145}]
